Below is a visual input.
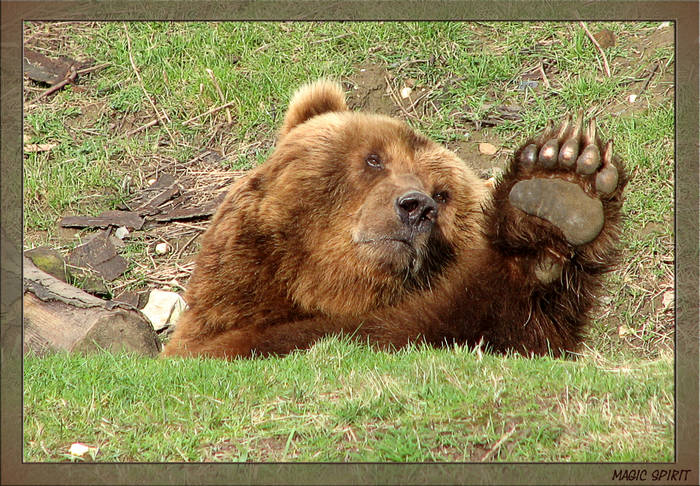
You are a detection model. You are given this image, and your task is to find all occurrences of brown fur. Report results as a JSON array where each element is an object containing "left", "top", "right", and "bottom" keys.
[{"left": 161, "top": 80, "right": 626, "bottom": 360}]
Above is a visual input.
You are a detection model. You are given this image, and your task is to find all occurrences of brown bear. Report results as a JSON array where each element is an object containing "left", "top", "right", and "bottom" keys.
[{"left": 161, "top": 80, "right": 626, "bottom": 360}]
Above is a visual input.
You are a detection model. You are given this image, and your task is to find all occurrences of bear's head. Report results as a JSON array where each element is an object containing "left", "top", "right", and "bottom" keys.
[{"left": 222, "top": 81, "right": 490, "bottom": 317}]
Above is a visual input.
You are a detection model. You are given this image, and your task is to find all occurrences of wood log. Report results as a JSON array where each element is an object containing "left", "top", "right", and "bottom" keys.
[{"left": 23, "top": 257, "right": 161, "bottom": 357}]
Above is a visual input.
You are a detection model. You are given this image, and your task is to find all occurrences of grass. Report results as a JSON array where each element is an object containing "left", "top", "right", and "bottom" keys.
[
  {"left": 22, "top": 21, "right": 675, "bottom": 462},
  {"left": 24, "top": 339, "right": 674, "bottom": 462}
]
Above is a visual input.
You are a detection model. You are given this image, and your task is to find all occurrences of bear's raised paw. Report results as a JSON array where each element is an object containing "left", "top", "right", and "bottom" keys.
[{"left": 508, "top": 113, "right": 621, "bottom": 246}]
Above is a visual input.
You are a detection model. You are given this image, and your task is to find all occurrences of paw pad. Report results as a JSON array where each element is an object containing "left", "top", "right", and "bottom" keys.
[{"left": 508, "top": 113, "right": 619, "bottom": 246}]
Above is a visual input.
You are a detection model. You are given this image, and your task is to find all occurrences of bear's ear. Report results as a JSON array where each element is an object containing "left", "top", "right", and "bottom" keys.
[{"left": 279, "top": 80, "right": 348, "bottom": 139}]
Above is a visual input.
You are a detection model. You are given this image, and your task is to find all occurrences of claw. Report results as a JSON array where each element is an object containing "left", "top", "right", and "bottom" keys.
[
  {"left": 602, "top": 139, "right": 614, "bottom": 166},
  {"left": 572, "top": 110, "right": 584, "bottom": 139},
  {"left": 556, "top": 114, "right": 572, "bottom": 140},
  {"left": 541, "top": 120, "right": 555, "bottom": 141},
  {"left": 583, "top": 117, "right": 597, "bottom": 146},
  {"left": 558, "top": 112, "right": 583, "bottom": 168},
  {"left": 559, "top": 139, "right": 579, "bottom": 168}
]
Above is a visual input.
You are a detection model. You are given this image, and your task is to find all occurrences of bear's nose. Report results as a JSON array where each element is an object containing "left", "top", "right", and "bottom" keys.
[{"left": 395, "top": 191, "right": 438, "bottom": 229}]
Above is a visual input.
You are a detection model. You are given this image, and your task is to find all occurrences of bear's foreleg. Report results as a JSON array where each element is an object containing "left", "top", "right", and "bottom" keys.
[
  {"left": 479, "top": 113, "right": 627, "bottom": 355},
  {"left": 161, "top": 316, "right": 353, "bottom": 359}
]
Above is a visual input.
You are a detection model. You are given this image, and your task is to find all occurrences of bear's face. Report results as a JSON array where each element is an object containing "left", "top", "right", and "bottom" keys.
[{"left": 257, "top": 109, "right": 489, "bottom": 317}]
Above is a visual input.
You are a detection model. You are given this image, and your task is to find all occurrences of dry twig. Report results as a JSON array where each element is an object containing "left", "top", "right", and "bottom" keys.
[
  {"left": 27, "top": 65, "right": 77, "bottom": 106},
  {"left": 384, "top": 76, "right": 419, "bottom": 121},
  {"left": 125, "top": 119, "right": 159, "bottom": 137},
  {"left": 580, "top": 22, "right": 611, "bottom": 77},
  {"left": 538, "top": 62, "right": 551, "bottom": 89},
  {"left": 481, "top": 424, "right": 518, "bottom": 461},
  {"left": 182, "top": 100, "right": 237, "bottom": 126},
  {"left": 206, "top": 68, "right": 233, "bottom": 124},
  {"left": 76, "top": 62, "right": 111, "bottom": 75},
  {"left": 638, "top": 62, "right": 660, "bottom": 97}
]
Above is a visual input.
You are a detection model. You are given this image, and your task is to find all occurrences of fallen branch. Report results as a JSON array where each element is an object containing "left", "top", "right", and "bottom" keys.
[{"left": 76, "top": 62, "right": 111, "bottom": 75}]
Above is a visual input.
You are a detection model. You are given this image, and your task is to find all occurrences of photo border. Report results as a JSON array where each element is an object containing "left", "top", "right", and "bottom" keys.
[{"left": 2, "top": 1, "right": 697, "bottom": 484}]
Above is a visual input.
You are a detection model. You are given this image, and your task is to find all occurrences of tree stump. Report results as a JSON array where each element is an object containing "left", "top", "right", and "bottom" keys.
[{"left": 23, "top": 257, "right": 161, "bottom": 357}]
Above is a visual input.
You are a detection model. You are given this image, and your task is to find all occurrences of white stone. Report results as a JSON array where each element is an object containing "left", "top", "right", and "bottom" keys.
[
  {"left": 69, "top": 443, "right": 90, "bottom": 457},
  {"left": 155, "top": 242, "right": 169, "bottom": 255},
  {"left": 141, "top": 290, "right": 188, "bottom": 331},
  {"left": 115, "top": 226, "right": 129, "bottom": 240},
  {"left": 400, "top": 87, "right": 412, "bottom": 99}
]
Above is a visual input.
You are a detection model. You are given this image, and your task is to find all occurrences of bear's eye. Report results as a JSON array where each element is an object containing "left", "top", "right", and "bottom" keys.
[
  {"left": 433, "top": 191, "right": 449, "bottom": 204},
  {"left": 365, "top": 153, "right": 383, "bottom": 169}
]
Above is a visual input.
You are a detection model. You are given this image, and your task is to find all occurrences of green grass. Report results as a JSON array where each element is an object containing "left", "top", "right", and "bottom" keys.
[
  {"left": 24, "top": 339, "right": 673, "bottom": 462},
  {"left": 23, "top": 21, "right": 675, "bottom": 462},
  {"left": 23, "top": 21, "right": 674, "bottom": 234}
]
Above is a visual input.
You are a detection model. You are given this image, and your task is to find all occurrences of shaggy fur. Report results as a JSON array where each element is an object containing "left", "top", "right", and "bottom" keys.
[{"left": 161, "top": 80, "right": 626, "bottom": 360}]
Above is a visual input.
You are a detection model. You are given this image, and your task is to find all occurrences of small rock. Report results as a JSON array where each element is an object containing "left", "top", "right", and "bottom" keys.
[
  {"left": 478, "top": 142, "right": 498, "bottom": 155},
  {"left": 155, "top": 242, "right": 170, "bottom": 255},
  {"left": 141, "top": 290, "right": 188, "bottom": 331},
  {"left": 114, "top": 226, "right": 129, "bottom": 240},
  {"left": 518, "top": 80, "right": 538, "bottom": 91},
  {"left": 147, "top": 178, "right": 157, "bottom": 186},
  {"left": 400, "top": 87, "right": 412, "bottom": 99},
  {"left": 69, "top": 443, "right": 93, "bottom": 457},
  {"left": 628, "top": 94, "right": 638, "bottom": 103}
]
